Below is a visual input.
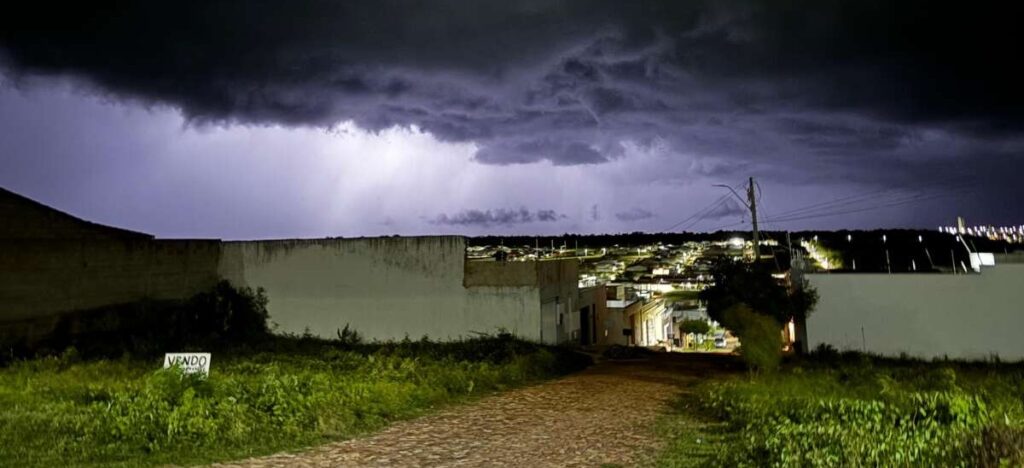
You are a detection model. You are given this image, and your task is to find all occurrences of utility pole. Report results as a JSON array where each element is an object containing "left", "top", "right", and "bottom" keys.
[
  {"left": 786, "top": 231, "right": 793, "bottom": 267},
  {"left": 714, "top": 177, "right": 760, "bottom": 262},
  {"left": 747, "top": 177, "right": 760, "bottom": 260}
]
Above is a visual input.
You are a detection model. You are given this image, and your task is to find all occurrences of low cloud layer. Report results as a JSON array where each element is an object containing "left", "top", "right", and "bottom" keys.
[
  {"left": 615, "top": 208, "right": 655, "bottom": 222},
  {"left": 431, "top": 208, "right": 566, "bottom": 227}
]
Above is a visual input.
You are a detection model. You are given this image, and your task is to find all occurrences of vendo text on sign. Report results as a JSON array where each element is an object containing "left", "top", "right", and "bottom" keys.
[{"left": 163, "top": 352, "right": 211, "bottom": 376}]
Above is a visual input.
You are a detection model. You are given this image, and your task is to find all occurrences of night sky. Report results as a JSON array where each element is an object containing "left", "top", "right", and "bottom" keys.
[{"left": 1, "top": 1, "right": 1021, "bottom": 239}]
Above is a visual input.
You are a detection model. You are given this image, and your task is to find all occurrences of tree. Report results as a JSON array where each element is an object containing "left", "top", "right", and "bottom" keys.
[
  {"left": 699, "top": 258, "right": 817, "bottom": 325},
  {"left": 679, "top": 319, "right": 711, "bottom": 336}
]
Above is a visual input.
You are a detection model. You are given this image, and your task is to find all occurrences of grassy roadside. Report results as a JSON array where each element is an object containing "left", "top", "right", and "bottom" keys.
[
  {"left": 655, "top": 352, "right": 1024, "bottom": 467},
  {"left": 0, "top": 334, "right": 590, "bottom": 467}
]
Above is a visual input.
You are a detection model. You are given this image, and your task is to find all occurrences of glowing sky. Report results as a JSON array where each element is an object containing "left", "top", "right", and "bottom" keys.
[{"left": 1, "top": 1, "right": 1021, "bottom": 238}]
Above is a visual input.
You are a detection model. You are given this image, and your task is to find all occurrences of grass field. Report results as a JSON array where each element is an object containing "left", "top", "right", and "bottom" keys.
[
  {"left": 0, "top": 334, "right": 589, "bottom": 467},
  {"left": 660, "top": 290, "right": 700, "bottom": 303},
  {"left": 656, "top": 351, "right": 1024, "bottom": 467}
]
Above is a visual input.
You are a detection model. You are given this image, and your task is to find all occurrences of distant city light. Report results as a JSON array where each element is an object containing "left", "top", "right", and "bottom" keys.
[
  {"left": 729, "top": 237, "right": 744, "bottom": 248},
  {"left": 938, "top": 223, "right": 1023, "bottom": 244},
  {"left": 847, "top": 234, "right": 852, "bottom": 242}
]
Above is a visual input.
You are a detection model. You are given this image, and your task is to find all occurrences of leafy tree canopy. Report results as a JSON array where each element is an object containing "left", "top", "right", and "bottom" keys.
[
  {"left": 679, "top": 319, "right": 711, "bottom": 336},
  {"left": 699, "top": 259, "right": 817, "bottom": 325}
]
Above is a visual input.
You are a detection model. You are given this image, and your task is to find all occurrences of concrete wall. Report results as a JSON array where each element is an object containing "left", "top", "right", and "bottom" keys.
[
  {"left": 806, "top": 263, "right": 1024, "bottom": 360},
  {"left": 578, "top": 285, "right": 607, "bottom": 346},
  {"left": 219, "top": 238, "right": 576, "bottom": 342},
  {"left": 600, "top": 301, "right": 637, "bottom": 346},
  {"left": 1, "top": 239, "right": 221, "bottom": 323}
]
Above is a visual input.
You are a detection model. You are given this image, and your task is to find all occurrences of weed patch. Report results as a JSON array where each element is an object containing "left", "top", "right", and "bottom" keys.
[{"left": 0, "top": 335, "right": 589, "bottom": 466}]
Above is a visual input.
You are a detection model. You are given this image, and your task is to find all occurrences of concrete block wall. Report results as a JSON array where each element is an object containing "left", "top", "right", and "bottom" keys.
[
  {"left": 0, "top": 239, "right": 221, "bottom": 323},
  {"left": 806, "top": 263, "right": 1024, "bottom": 360},
  {"left": 219, "top": 237, "right": 576, "bottom": 343}
]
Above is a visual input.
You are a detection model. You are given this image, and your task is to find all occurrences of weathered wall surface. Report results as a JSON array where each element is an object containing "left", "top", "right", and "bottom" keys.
[
  {"left": 219, "top": 238, "right": 569, "bottom": 342},
  {"left": 807, "top": 264, "right": 1024, "bottom": 360},
  {"left": 600, "top": 301, "right": 637, "bottom": 346},
  {"left": 0, "top": 239, "right": 221, "bottom": 323},
  {"left": 578, "top": 285, "right": 608, "bottom": 345}
]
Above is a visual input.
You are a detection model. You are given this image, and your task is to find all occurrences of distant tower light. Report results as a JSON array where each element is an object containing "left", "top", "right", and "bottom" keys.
[
  {"left": 882, "top": 234, "right": 887, "bottom": 243},
  {"left": 847, "top": 234, "right": 852, "bottom": 242},
  {"left": 918, "top": 235, "right": 923, "bottom": 243}
]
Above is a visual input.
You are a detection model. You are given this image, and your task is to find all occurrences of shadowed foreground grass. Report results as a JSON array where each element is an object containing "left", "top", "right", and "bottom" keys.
[
  {"left": 655, "top": 352, "right": 1024, "bottom": 467},
  {"left": 0, "top": 334, "right": 590, "bottom": 467}
]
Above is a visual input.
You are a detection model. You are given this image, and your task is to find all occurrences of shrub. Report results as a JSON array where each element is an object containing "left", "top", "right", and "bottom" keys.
[
  {"left": 336, "top": 324, "right": 363, "bottom": 347},
  {"left": 679, "top": 319, "right": 711, "bottom": 336},
  {"left": 6, "top": 281, "right": 271, "bottom": 361},
  {"left": 722, "top": 304, "right": 781, "bottom": 372}
]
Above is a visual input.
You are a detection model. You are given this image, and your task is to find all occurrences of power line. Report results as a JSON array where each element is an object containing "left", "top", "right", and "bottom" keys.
[
  {"left": 664, "top": 192, "right": 731, "bottom": 232},
  {"left": 761, "top": 186, "right": 977, "bottom": 224},
  {"left": 767, "top": 175, "right": 976, "bottom": 221}
]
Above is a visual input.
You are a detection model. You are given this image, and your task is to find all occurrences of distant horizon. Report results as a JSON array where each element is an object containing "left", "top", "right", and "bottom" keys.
[{"left": 8, "top": 180, "right": 1012, "bottom": 242}]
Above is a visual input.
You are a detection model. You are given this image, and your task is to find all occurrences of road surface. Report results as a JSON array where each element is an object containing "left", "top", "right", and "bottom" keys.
[{"left": 214, "top": 353, "right": 741, "bottom": 468}]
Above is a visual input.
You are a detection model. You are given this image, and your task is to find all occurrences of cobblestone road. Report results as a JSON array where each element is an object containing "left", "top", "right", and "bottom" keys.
[{"left": 214, "top": 353, "right": 740, "bottom": 468}]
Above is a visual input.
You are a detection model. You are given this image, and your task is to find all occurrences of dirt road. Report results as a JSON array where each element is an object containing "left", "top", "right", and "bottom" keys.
[{"left": 214, "top": 353, "right": 741, "bottom": 468}]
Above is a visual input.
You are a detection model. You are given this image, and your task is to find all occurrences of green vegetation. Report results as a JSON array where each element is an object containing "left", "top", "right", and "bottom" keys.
[
  {"left": 656, "top": 351, "right": 1024, "bottom": 467},
  {"left": 1, "top": 281, "right": 273, "bottom": 363},
  {"left": 721, "top": 305, "right": 781, "bottom": 372},
  {"left": 0, "top": 334, "right": 590, "bottom": 467},
  {"left": 678, "top": 319, "right": 710, "bottom": 336},
  {"left": 0, "top": 283, "right": 590, "bottom": 466},
  {"left": 661, "top": 290, "right": 700, "bottom": 303},
  {"left": 700, "top": 259, "right": 818, "bottom": 326}
]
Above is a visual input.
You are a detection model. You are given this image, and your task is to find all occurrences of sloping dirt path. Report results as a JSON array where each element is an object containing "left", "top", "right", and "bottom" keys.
[{"left": 214, "top": 353, "right": 741, "bottom": 468}]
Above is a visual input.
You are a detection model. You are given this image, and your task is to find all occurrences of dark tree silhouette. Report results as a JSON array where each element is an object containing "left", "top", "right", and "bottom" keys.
[{"left": 699, "top": 258, "right": 817, "bottom": 326}]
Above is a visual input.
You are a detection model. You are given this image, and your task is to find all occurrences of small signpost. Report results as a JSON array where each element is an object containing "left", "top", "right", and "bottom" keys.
[{"left": 163, "top": 352, "right": 211, "bottom": 377}]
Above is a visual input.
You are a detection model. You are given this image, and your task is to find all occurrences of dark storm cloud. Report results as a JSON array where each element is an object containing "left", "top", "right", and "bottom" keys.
[
  {"left": 614, "top": 208, "right": 655, "bottom": 222},
  {"left": 1, "top": 0, "right": 1022, "bottom": 193},
  {"left": 431, "top": 208, "right": 565, "bottom": 227}
]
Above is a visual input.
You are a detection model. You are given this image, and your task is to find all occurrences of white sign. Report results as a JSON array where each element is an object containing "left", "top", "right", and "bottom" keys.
[{"left": 163, "top": 353, "right": 211, "bottom": 376}]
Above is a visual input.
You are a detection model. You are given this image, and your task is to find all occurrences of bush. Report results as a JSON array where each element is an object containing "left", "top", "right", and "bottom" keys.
[
  {"left": 679, "top": 319, "right": 711, "bottom": 336},
  {"left": 722, "top": 304, "right": 781, "bottom": 372},
  {"left": 4, "top": 281, "right": 271, "bottom": 361}
]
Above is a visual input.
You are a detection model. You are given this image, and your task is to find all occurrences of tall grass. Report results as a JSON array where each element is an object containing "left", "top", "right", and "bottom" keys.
[
  {"left": 657, "top": 352, "right": 1024, "bottom": 467},
  {"left": 0, "top": 334, "right": 590, "bottom": 467}
]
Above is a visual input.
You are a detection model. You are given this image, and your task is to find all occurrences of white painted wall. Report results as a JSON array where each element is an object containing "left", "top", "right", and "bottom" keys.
[
  {"left": 218, "top": 237, "right": 557, "bottom": 342},
  {"left": 806, "top": 263, "right": 1024, "bottom": 360}
]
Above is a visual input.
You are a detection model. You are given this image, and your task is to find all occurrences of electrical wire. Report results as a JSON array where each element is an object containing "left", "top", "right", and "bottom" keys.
[{"left": 664, "top": 192, "right": 731, "bottom": 232}]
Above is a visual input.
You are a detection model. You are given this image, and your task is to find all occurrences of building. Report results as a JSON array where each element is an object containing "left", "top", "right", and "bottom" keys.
[{"left": 576, "top": 285, "right": 607, "bottom": 346}]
